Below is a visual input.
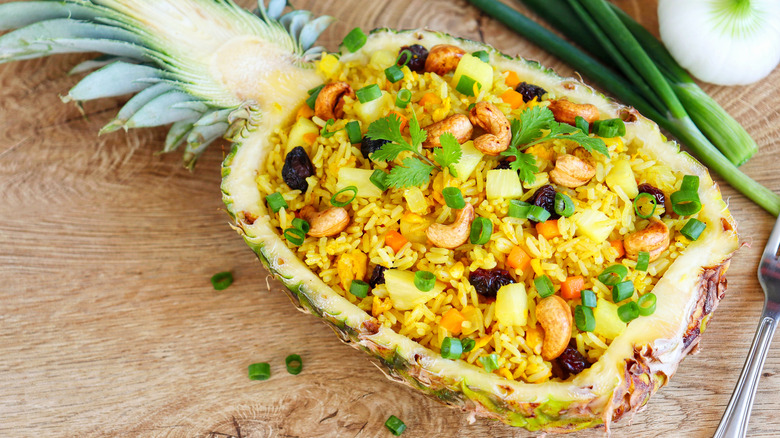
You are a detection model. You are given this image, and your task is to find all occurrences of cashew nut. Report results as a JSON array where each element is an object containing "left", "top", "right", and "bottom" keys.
[
  {"left": 535, "top": 295, "right": 573, "bottom": 361},
  {"left": 468, "top": 102, "right": 511, "bottom": 155},
  {"left": 424, "top": 44, "right": 466, "bottom": 76},
  {"left": 300, "top": 205, "right": 350, "bottom": 237},
  {"left": 426, "top": 203, "right": 474, "bottom": 249},
  {"left": 547, "top": 99, "right": 600, "bottom": 126},
  {"left": 314, "top": 82, "right": 355, "bottom": 121},
  {"left": 624, "top": 218, "right": 670, "bottom": 262},
  {"left": 422, "top": 114, "right": 473, "bottom": 148},
  {"left": 549, "top": 154, "right": 596, "bottom": 188}
]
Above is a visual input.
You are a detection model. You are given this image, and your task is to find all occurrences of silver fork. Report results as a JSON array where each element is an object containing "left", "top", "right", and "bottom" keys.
[{"left": 713, "top": 214, "right": 780, "bottom": 438}]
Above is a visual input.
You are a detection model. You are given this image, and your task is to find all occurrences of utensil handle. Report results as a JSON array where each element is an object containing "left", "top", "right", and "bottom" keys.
[{"left": 713, "top": 312, "right": 778, "bottom": 438}]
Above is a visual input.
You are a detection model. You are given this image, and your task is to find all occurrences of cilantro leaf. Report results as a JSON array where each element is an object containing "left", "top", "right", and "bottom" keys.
[
  {"left": 546, "top": 121, "right": 609, "bottom": 157},
  {"left": 386, "top": 157, "right": 435, "bottom": 188},
  {"left": 370, "top": 142, "right": 416, "bottom": 162},
  {"left": 408, "top": 109, "right": 427, "bottom": 148},
  {"left": 366, "top": 114, "right": 408, "bottom": 146},
  {"left": 511, "top": 105, "right": 555, "bottom": 147},
  {"left": 434, "top": 132, "right": 463, "bottom": 175},
  {"left": 509, "top": 152, "right": 539, "bottom": 184}
]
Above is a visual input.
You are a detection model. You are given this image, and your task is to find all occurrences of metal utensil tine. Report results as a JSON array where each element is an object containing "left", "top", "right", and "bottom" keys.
[{"left": 761, "top": 214, "right": 780, "bottom": 260}]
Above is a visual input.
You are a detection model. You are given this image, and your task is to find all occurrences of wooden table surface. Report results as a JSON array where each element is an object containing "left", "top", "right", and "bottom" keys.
[{"left": 2, "top": 0, "right": 778, "bottom": 436}]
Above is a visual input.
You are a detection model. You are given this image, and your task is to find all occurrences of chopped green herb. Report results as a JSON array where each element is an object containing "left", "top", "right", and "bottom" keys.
[
  {"left": 575, "top": 305, "right": 595, "bottom": 332},
  {"left": 330, "top": 185, "right": 358, "bottom": 207},
  {"left": 554, "top": 192, "right": 575, "bottom": 217},
  {"left": 612, "top": 280, "right": 635, "bottom": 303},
  {"left": 396, "top": 88, "right": 412, "bottom": 108},
  {"left": 305, "top": 84, "right": 324, "bottom": 109},
  {"left": 285, "top": 354, "right": 303, "bottom": 375},
  {"left": 385, "top": 415, "right": 406, "bottom": 436},
  {"left": 284, "top": 227, "right": 306, "bottom": 246},
  {"left": 633, "top": 192, "right": 657, "bottom": 218},
  {"left": 441, "top": 337, "right": 463, "bottom": 360},
  {"left": 638, "top": 293, "right": 657, "bottom": 316},
  {"left": 456, "top": 74, "right": 480, "bottom": 96},
  {"left": 592, "top": 118, "right": 626, "bottom": 138},
  {"left": 636, "top": 251, "right": 650, "bottom": 271},
  {"left": 211, "top": 271, "right": 233, "bottom": 291},
  {"left": 442, "top": 187, "right": 466, "bottom": 209},
  {"left": 385, "top": 65, "right": 405, "bottom": 83},
  {"left": 320, "top": 118, "right": 338, "bottom": 138},
  {"left": 535, "top": 275, "right": 554, "bottom": 298},
  {"left": 349, "top": 279, "right": 369, "bottom": 298},
  {"left": 581, "top": 289, "right": 597, "bottom": 308},
  {"left": 461, "top": 338, "right": 476, "bottom": 352},
  {"left": 369, "top": 169, "right": 389, "bottom": 191},
  {"left": 472, "top": 50, "right": 490, "bottom": 62},
  {"left": 681, "top": 218, "right": 707, "bottom": 240},
  {"left": 414, "top": 270, "right": 436, "bottom": 292},
  {"left": 479, "top": 353, "right": 500, "bottom": 372},
  {"left": 341, "top": 27, "right": 367, "bottom": 52},
  {"left": 470, "top": 217, "right": 493, "bottom": 245},
  {"left": 248, "top": 362, "right": 270, "bottom": 381},
  {"left": 291, "top": 218, "right": 310, "bottom": 234},
  {"left": 598, "top": 264, "right": 628, "bottom": 286},
  {"left": 356, "top": 84, "right": 382, "bottom": 103},
  {"left": 265, "top": 192, "right": 288, "bottom": 213},
  {"left": 618, "top": 301, "right": 640, "bottom": 323},
  {"left": 345, "top": 120, "right": 362, "bottom": 144}
]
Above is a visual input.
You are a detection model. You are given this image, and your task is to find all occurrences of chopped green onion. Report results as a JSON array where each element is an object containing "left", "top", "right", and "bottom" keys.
[
  {"left": 472, "top": 50, "right": 490, "bottom": 62},
  {"left": 341, "top": 27, "right": 367, "bottom": 52},
  {"left": 479, "top": 353, "right": 500, "bottom": 372},
  {"left": 349, "top": 279, "right": 369, "bottom": 298},
  {"left": 554, "top": 192, "right": 575, "bottom": 217},
  {"left": 320, "top": 118, "right": 338, "bottom": 138},
  {"left": 396, "top": 89, "right": 412, "bottom": 108},
  {"left": 598, "top": 264, "right": 628, "bottom": 286},
  {"left": 456, "top": 74, "right": 480, "bottom": 96},
  {"left": 461, "top": 338, "right": 476, "bottom": 352},
  {"left": 581, "top": 289, "right": 597, "bottom": 308},
  {"left": 284, "top": 227, "right": 306, "bottom": 246},
  {"left": 291, "top": 218, "right": 310, "bottom": 234},
  {"left": 612, "top": 280, "right": 634, "bottom": 303},
  {"left": 370, "top": 169, "right": 389, "bottom": 191},
  {"left": 633, "top": 192, "right": 657, "bottom": 219},
  {"left": 345, "top": 120, "right": 362, "bottom": 144},
  {"left": 470, "top": 217, "right": 493, "bottom": 245},
  {"left": 441, "top": 337, "right": 463, "bottom": 359},
  {"left": 508, "top": 200, "right": 532, "bottom": 218},
  {"left": 385, "top": 65, "right": 405, "bottom": 83},
  {"left": 385, "top": 415, "right": 406, "bottom": 436},
  {"left": 575, "top": 115, "right": 589, "bottom": 134},
  {"left": 575, "top": 305, "right": 596, "bottom": 332},
  {"left": 265, "top": 192, "right": 288, "bottom": 213},
  {"left": 592, "top": 118, "right": 626, "bottom": 138},
  {"left": 305, "top": 84, "right": 325, "bottom": 109},
  {"left": 636, "top": 251, "right": 650, "bottom": 271},
  {"left": 442, "top": 187, "right": 466, "bottom": 209},
  {"left": 528, "top": 205, "right": 551, "bottom": 222},
  {"left": 414, "top": 270, "right": 436, "bottom": 292},
  {"left": 467, "top": 103, "right": 476, "bottom": 111},
  {"left": 534, "top": 275, "right": 554, "bottom": 298},
  {"left": 396, "top": 49, "right": 413, "bottom": 67},
  {"left": 681, "top": 175, "right": 700, "bottom": 192},
  {"left": 617, "top": 301, "right": 640, "bottom": 323},
  {"left": 637, "top": 293, "right": 657, "bottom": 316},
  {"left": 248, "top": 362, "right": 270, "bottom": 381},
  {"left": 211, "top": 271, "right": 233, "bottom": 291},
  {"left": 285, "top": 354, "right": 303, "bottom": 375},
  {"left": 670, "top": 190, "right": 702, "bottom": 216},
  {"left": 681, "top": 218, "right": 707, "bottom": 241},
  {"left": 356, "top": 84, "right": 382, "bottom": 103},
  {"left": 330, "top": 185, "right": 358, "bottom": 207}
]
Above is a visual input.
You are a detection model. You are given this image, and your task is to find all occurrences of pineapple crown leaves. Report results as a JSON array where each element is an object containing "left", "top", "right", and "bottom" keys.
[{"left": 0, "top": 0, "right": 335, "bottom": 168}]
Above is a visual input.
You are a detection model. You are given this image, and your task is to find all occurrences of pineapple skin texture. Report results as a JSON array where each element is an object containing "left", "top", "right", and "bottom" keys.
[{"left": 221, "top": 29, "right": 739, "bottom": 432}]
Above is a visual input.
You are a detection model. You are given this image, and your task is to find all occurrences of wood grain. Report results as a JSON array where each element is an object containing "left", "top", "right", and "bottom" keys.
[{"left": 1, "top": 0, "right": 778, "bottom": 436}]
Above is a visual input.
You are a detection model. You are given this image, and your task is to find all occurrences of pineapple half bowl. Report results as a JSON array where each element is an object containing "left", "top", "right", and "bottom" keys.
[{"left": 0, "top": 0, "right": 739, "bottom": 433}]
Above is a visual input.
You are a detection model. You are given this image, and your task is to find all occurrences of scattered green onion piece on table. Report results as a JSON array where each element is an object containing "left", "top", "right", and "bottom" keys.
[
  {"left": 248, "top": 362, "right": 271, "bottom": 381},
  {"left": 349, "top": 279, "right": 369, "bottom": 298},
  {"left": 305, "top": 84, "right": 324, "bottom": 109},
  {"left": 341, "top": 27, "right": 367, "bottom": 52},
  {"left": 575, "top": 305, "right": 596, "bottom": 332},
  {"left": 598, "top": 264, "right": 628, "bottom": 286},
  {"left": 345, "top": 120, "right": 362, "bottom": 144},
  {"left": 480, "top": 353, "right": 500, "bottom": 373},
  {"left": 472, "top": 50, "right": 490, "bottom": 62},
  {"left": 470, "top": 217, "right": 493, "bottom": 245},
  {"left": 461, "top": 338, "right": 476, "bottom": 352},
  {"left": 396, "top": 88, "right": 412, "bottom": 108},
  {"left": 612, "top": 280, "right": 635, "bottom": 303},
  {"left": 356, "top": 84, "right": 382, "bottom": 103},
  {"left": 670, "top": 190, "right": 702, "bottom": 216},
  {"left": 592, "top": 118, "right": 626, "bottom": 138},
  {"left": 680, "top": 174, "right": 700, "bottom": 192},
  {"left": 285, "top": 354, "right": 303, "bottom": 375},
  {"left": 385, "top": 415, "right": 407, "bottom": 436},
  {"left": 637, "top": 292, "right": 657, "bottom": 316},
  {"left": 633, "top": 192, "right": 657, "bottom": 219},
  {"left": 370, "top": 169, "right": 389, "bottom": 191},
  {"left": 210, "top": 271, "right": 233, "bottom": 291},
  {"left": 618, "top": 301, "right": 640, "bottom": 323},
  {"left": 284, "top": 227, "right": 306, "bottom": 246},
  {"left": 534, "top": 275, "right": 555, "bottom": 298},
  {"left": 636, "top": 251, "right": 650, "bottom": 271},
  {"left": 575, "top": 116, "right": 589, "bottom": 134},
  {"left": 442, "top": 187, "right": 466, "bottom": 209},
  {"left": 291, "top": 218, "right": 310, "bottom": 234},
  {"left": 330, "top": 185, "right": 358, "bottom": 207},
  {"left": 528, "top": 205, "right": 551, "bottom": 222},
  {"left": 581, "top": 289, "right": 597, "bottom": 308},
  {"left": 680, "top": 218, "right": 707, "bottom": 241},
  {"left": 414, "top": 270, "right": 436, "bottom": 292},
  {"left": 265, "top": 192, "right": 287, "bottom": 213},
  {"left": 456, "top": 75, "right": 480, "bottom": 96},
  {"left": 554, "top": 192, "right": 575, "bottom": 217},
  {"left": 508, "top": 200, "right": 532, "bottom": 218},
  {"left": 441, "top": 337, "right": 463, "bottom": 359},
  {"left": 385, "top": 65, "right": 404, "bottom": 83}
]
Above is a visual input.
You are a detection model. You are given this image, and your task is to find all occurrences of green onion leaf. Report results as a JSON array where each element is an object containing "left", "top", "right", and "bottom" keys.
[
  {"left": 636, "top": 251, "right": 650, "bottom": 271},
  {"left": 508, "top": 200, "right": 532, "bottom": 219},
  {"left": 414, "top": 270, "right": 436, "bottom": 292},
  {"left": 554, "top": 192, "right": 575, "bottom": 217},
  {"left": 441, "top": 337, "right": 463, "bottom": 359},
  {"left": 349, "top": 279, "right": 369, "bottom": 298},
  {"left": 370, "top": 169, "right": 389, "bottom": 191},
  {"left": 396, "top": 89, "right": 412, "bottom": 108},
  {"left": 581, "top": 289, "right": 597, "bottom": 308},
  {"left": 527, "top": 205, "right": 551, "bottom": 222},
  {"left": 284, "top": 227, "right": 306, "bottom": 246},
  {"left": 385, "top": 415, "right": 407, "bottom": 436},
  {"left": 575, "top": 305, "right": 596, "bottom": 332},
  {"left": 592, "top": 118, "right": 626, "bottom": 138},
  {"left": 385, "top": 65, "right": 405, "bottom": 83},
  {"left": 291, "top": 218, "right": 310, "bottom": 234},
  {"left": 617, "top": 301, "right": 640, "bottom": 323},
  {"left": 575, "top": 116, "right": 589, "bottom": 134},
  {"left": 345, "top": 120, "right": 362, "bottom": 144},
  {"left": 265, "top": 192, "right": 288, "bottom": 213},
  {"left": 320, "top": 118, "right": 338, "bottom": 138},
  {"left": 637, "top": 292, "right": 657, "bottom": 316},
  {"left": 670, "top": 190, "right": 702, "bottom": 216},
  {"left": 461, "top": 338, "right": 476, "bottom": 352},
  {"left": 285, "top": 354, "right": 303, "bottom": 375},
  {"left": 248, "top": 362, "right": 271, "bottom": 381},
  {"left": 598, "top": 264, "right": 628, "bottom": 286},
  {"left": 612, "top": 280, "right": 635, "bottom": 303},
  {"left": 442, "top": 187, "right": 466, "bottom": 209},
  {"left": 479, "top": 353, "right": 500, "bottom": 372},
  {"left": 680, "top": 218, "right": 707, "bottom": 241},
  {"left": 396, "top": 49, "right": 413, "bottom": 67},
  {"left": 633, "top": 192, "right": 657, "bottom": 218},
  {"left": 680, "top": 175, "right": 700, "bottom": 192},
  {"left": 356, "top": 84, "right": 382, "bottom": 103},
  {"left": 330, "top": 185, "right": 358, "bottom": 207},
  {"left": 211, "top": 271, "right": 233, "bottom": 291},
  {"left": 305, "top": 84, "right": 325, "bottom": 110},
  {"left": 456, "top": 74, "right": 480, "bottom": 96},
  {"left": 472, "top": 50, "right": 490, "bottom": 62},
  {"left": 341, "top": 27, "right": 367, "bottom": 52},
  {"left": 470, "top": 217, "right": 493, "bottom": 245},
  {"left": 534, "top": 275, "right": 555, "bottom": 298}
]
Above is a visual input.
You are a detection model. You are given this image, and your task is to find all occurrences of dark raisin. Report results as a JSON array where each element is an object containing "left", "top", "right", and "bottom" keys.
[
  {"left": 282, "top": 146, "right": 314, "bottom": 192},
  {"left": 495, "top": 160, "right": 512, "bottom": 170},
  {"left": 554, "top": 341, "right": 590, "bottom": 379},
  {"left": 468, "top": 268, "right": 516, "bottom": 298},
  {"left": 530, "top": 184, "right": 560, "bottom": 222},
  {"left": 398, "top": 44, "right": 429, "bottom": 73},
  {"left": 637, "top": 183, "right": 666, "bottom": 206},
  {"left": 361, "top": 136, "right": 389, "bottom": 159},
  {"left": 515, "top": 82, "right": 547, "bottom": 103},
  {"left": 368, "top": 265, "right": 387, "bottom": 289}
]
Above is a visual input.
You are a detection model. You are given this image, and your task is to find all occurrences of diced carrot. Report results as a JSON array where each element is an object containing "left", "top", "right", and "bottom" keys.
[
  {"left": 507, "top": 246, "right": 531, "bottom": 271},
  {"left": 388, "top": 110, "right": 408, "bottom": 131},
  {"left": 504, "top": 71, "right": 521, "bottom": 88},
  {"left": 561, "top": 275, "right": 586, "bottom": 300},
  {"left": 500, "top": 89, "right": 525, "bottom": 109},
  {"left": 385, "top": 230, "right": 409, "bottom": 253},
  {"left": 302, "top": 132, "right": 318, "bottom": 145},
  {"left": 418, "top": 92, "right": 441, "bottom": 107},
  {"left": 439, "top": 308, "right": 466, "bottom": 335},
  {"left": 535, "top": 219, "right": 561, "bottom": 239},
  {"left": 610, "top": 239, "right": 625, "bottom": 259},
  {"left": 296, "top": 104, "right": 314, "bottom": 120}
]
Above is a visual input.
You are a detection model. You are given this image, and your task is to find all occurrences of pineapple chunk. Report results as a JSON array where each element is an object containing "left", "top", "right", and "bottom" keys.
[
  {"left": 286, "top": 117, "right": 319, "bottom": 154},
  {"left": 452, "top": 54, "right": 493, "bottom": 95},
  {"left": 384, "top": 269, "right": 446, "bottom": 311},
  {"left": 495, "top": 283, "right": 528, "bottom": 327},
  {"left": 354, "top": 91, "right": 394, "bottom": 125},
  {"left": 574, "top": 208, "right": 617, "bottom": 243},
  {"left": 369, "top": 50, "right": 397, "bottom": 70},
  {"left": 404, "top": 187, "right": 429, "bottom": 214},
  {"left": 606, "top": 160, "right": 639, "bottom": 198},
  {"left": 593, "top": 299, "right": 626, "bottom": 340},
  {"left": 486, "top": 169, "right": 523, "bottom": 199},
  {"left": 337, "top": 168, "right": 382, "bottom": 198},
  {"left": 451, "top": 140, "right": 483, "bottom": 180},
  {"left": 400, "top": 212, "right": 433, "bottom": 244},
  {"left": 317, "top": 53, "right": 340, "bottom": 79}
]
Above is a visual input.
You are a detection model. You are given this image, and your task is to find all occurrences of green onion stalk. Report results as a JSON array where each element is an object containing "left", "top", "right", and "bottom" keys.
[{"left": 466, "top": 0, "right": 780, "bottom": 216}]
